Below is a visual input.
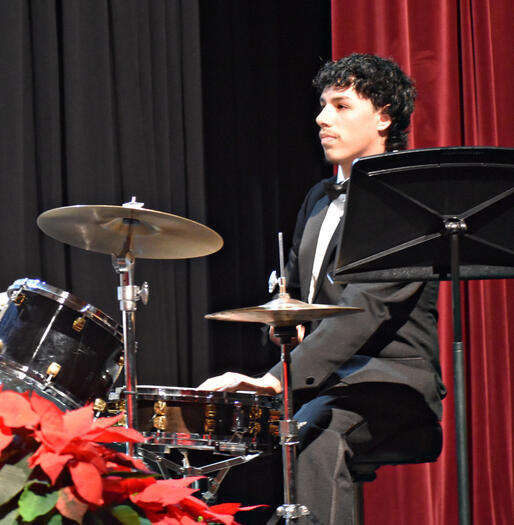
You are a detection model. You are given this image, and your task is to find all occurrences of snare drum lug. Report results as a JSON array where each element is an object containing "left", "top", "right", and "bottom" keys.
[
  {"left": 153, "top": 415, "right": 167, "bottom": 431},
  {"left": 45, "top": 362, "right": 61, "bottom": 385},
  {"left": 153, "top": 400, "right": 167, "bottom": 415},
  {"left": 204, "top": 403, "right": 217, "bottom": 434},
  {"left": 249, "top": 421, "right": 262, "bottom": 435},
  {"left": 250, "top": 406, "right": 263, "bottom": 419},
  {"left": 268, "top": 408, "right": 281, "bottom": 437},
  {"left": 72, "top": 316, "right": 86, "bottom": 332},
  {"left": 117, "top": 355, "right": 125, "bottom": 366},
  {"left": 0, "top": 339, "right": 3, "bottom": 352}
]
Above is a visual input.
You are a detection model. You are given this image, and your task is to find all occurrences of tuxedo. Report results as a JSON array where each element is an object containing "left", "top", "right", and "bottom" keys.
[{"left": 268, "top": 175, "right": 445, "bottom": 524}]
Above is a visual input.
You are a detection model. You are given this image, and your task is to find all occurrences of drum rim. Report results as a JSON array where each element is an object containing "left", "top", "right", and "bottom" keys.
[
  {"left": 0, "top": 357, "right": 81, "bottom": 409},
  {"left": 139, "top": 431, "right": 261, "bottom": 453},
  {"left": 7, "top": 278, "right": 122, "bottom": 340},
  {"left": 115, "top": 384, "right": 281, "bottom": 408}
]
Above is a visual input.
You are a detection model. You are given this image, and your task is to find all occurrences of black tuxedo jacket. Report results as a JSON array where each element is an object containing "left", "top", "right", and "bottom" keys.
[{"left": 269, "top": 176, "right": 446, "bottom": 419}]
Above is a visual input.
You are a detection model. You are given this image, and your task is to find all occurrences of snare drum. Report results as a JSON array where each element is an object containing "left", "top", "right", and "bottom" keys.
[
  {"left": 109, "top": 385, "right": 281, "bottom": 455},
  {"left": 0, "top": 278, "right": 124, "bottom": 410}
]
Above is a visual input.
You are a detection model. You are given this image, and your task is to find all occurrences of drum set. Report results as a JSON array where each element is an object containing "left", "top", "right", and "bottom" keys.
[{"left": 0, "top": 198, "right": 358, "bottom": 524}]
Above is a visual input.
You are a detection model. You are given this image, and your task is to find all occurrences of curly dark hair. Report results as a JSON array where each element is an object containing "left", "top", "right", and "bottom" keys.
[{"left": 312, "top": 54, "right": 416, "bottom": 151}]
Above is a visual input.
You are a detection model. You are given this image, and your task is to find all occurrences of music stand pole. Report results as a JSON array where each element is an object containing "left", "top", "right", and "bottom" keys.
[{"left": 448, "top": 225, "right": 471, "bottom": 525}]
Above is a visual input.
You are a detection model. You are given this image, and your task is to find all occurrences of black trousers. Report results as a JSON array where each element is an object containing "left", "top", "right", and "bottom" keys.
[
  {"left": 294, "top": 382, "right": 440, "bottom": 525},
  {"left": 215, "top": 382, "right": 439, "bottom": 525}
]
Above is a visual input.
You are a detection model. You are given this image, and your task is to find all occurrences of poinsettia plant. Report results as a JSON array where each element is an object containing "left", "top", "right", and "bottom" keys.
[{"left": 0, "top": 388, "right": 256, "bottom": 524}]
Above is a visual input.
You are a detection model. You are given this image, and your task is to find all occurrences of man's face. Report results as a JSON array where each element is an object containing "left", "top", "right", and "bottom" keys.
[{"left": 316, "top": 85, "right": 391, "bottom": 173}]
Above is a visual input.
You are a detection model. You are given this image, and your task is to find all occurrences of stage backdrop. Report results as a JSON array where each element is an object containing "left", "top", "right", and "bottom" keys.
[{"left": 331, "top": 0, "right": 514, "bottom": 524}]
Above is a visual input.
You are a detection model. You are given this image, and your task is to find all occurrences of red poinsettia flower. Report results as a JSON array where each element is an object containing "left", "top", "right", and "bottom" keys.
[
  {"left": 0, "top": 390, "right": 40, "bottom": 453},
  {"left": 130, "top": 478, "right": 261, "bottom": 524},
  {"left": 29, "top": 402, "right": 145, "bottom": 505},
  {"left": 102, "top": 475, "right": 157, "bottom": 505}
]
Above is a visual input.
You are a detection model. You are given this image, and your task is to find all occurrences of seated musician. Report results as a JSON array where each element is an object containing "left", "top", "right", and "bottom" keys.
[{"left": 199, "top": 53, "right": 446, "bottom": 525}]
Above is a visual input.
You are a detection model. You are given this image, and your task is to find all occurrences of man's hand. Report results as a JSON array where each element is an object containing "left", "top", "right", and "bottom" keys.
[{"left": 197, "top": 372, "right": 282, "bottom": 395}]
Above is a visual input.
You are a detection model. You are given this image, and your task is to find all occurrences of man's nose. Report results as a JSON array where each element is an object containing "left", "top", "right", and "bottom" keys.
[{"left": 316, "top": 105, "right": 331, "bottom": 127}]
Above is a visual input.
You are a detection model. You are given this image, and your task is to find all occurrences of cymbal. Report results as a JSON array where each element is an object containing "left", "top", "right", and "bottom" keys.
[
  {"left": 205, "top": 295, "right": 361, "bottom": 326},
  {"left": 37, "top": 205, "right": 223, "bottom": 259}
]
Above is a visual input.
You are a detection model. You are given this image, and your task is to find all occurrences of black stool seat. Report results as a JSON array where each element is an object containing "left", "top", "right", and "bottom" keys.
[{"left": 349, "top": 423, "right": 443, "bottom": 482}]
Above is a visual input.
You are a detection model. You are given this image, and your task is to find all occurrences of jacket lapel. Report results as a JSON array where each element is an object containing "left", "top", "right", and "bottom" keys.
[
  {"left": 298, "top": 194, "right": 330, "bottom": 302},
  {"left": 310, "top": 211, "right": 345, "bottom": 303}
]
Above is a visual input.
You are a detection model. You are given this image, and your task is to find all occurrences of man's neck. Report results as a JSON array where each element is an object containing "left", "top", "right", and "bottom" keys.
[{"left": 337, "top": 164, "right": 348, "bottom": 182}]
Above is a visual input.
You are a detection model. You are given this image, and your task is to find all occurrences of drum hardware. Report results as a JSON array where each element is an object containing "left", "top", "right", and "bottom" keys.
[
  {"left": 139, "top": 446, "right": 262, "bottom": 503},
  {"left": 204, "top": 403, "right": 217, "bottom": 434},
  {"left": 44, "top": 362, "right": 62, "bottom": 386},
  {"left": 268, "top": 408, "right": 281, "bottom": 437},
  {"left": 12, "top": 291, "right": 26, "bottom": 306},
  {"left": 152, "top": 416, "right": 167, "bottom": 431},
  {"left": 153, "top": 400, "right": 167, "bottom": 414},
  {"left": 93, "top": 398, "right": 108, "bottom": 419},
  {"left": 72, "top": 316, "right": 86, "bottom": 332}
]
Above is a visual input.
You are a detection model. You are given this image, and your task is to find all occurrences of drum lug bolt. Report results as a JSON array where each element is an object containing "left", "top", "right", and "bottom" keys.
[
  {"left": 93, "top": 398, "right": 107, "bottom": 412},
  {"left": 44, "top": 362, "right": 61, "bottom": 386},
  {"left": 93, "top": 398, "right": 107, "bottom": 419},
  {"left": 72, "top": 317, "right": 86, "bottom": 332}
]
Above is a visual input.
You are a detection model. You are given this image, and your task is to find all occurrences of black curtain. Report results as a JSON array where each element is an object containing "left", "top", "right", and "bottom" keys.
[
  {"left": 0, "top": 0, "right": 331, "bottom": 521},
  {"left": 0, "top": 0, "right": 210, "bottom": 387},
  {"left": 200, "top": 1, "right": 332, "bottom": 379},
  {"left": 0, "top": 0, "right": 331, "bottom": 390},
  {"left": 198, "top": 3, "right": 331, "bottom": 522}
]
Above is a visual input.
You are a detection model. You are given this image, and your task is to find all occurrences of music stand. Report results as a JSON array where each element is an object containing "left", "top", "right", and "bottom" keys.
[{"left": 330, "top": 146, "right": 514, "bottom": 525}]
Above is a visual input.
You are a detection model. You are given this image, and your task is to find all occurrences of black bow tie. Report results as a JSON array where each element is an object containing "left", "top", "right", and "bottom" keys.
[{"left": 322, "top": 179, "right": 348, "bottom": 201}]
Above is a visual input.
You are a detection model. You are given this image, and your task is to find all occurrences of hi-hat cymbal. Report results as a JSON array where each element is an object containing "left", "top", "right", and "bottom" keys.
[
  {"left": 205, "top": 295, "right": 361, "bottom": 326},
  {"left": 37, "top": 205, "right": 223, "bottom": 259}
]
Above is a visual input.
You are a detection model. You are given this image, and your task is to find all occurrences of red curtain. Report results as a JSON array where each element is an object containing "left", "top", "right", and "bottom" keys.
[{"left": 331, "top": 1, "right": 514, "bottom": 523}]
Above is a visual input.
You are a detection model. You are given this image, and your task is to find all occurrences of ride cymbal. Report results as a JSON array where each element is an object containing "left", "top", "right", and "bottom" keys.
[{"left": 37, "top": 204, "right": 223, "bottom": 259}]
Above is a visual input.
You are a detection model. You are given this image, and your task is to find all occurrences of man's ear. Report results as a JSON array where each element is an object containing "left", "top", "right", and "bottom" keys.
[{"left": 377, "top": 106, "right": 392, "bottom": 132}]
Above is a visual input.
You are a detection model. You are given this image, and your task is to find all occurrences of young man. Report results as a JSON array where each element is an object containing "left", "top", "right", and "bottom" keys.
[{"left": 200, "top": 54, "right": 445, "bottom": 524}]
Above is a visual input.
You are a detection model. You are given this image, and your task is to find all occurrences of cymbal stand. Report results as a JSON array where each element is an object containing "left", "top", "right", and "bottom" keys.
[
  {"left": 267, "top": 278, "right": 320, "bottom": 525},
  {"left": 112, "top": 197, "right": 149, "bottom": 456}
]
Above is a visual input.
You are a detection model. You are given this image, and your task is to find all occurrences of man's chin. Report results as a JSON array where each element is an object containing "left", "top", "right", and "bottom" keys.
[{"left": 323, "top": 151, "right": 342, "bottom": 165}]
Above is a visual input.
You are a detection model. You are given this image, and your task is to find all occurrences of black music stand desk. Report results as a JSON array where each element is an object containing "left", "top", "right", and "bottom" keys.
[{"left": 330, "top": 146, "right": 514, "bottom": 525}]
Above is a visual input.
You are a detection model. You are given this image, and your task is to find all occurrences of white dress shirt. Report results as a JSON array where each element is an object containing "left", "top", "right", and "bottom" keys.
[{"left": 308, "top": 166, "right": 346, "bottom": 303}]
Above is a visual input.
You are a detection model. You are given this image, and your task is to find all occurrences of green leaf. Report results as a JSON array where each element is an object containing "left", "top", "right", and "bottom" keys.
[
  {"left": 47, "top": 514, "right": 63, "bottom": 525},
  {"left": 0, "top": 456, "right": 32, "bottom": 506},
  {"left": 110, "top": 504, "right": 141, "bottom": 525},
  {"left": 18, "top": 483, "right": 59, "bottom": 521},
  {"left": 0, "top": 509, "right": 19, "bottom": 525}
]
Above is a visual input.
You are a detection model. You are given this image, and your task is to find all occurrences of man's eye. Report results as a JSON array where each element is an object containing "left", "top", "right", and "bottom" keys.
[{"left": 337, "top": 104, "right": 347, "bottom": 109}]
